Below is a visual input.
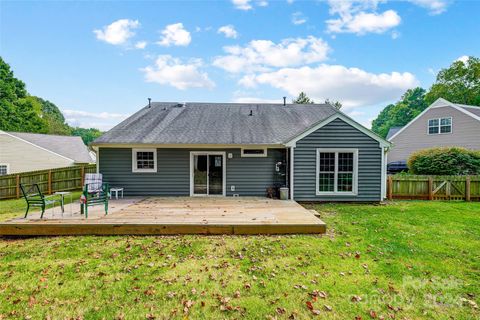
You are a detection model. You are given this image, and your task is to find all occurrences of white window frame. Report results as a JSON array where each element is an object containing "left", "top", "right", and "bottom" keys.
[
  {"left": 240, "top": 148, "right": 268, "bottom": 158},
  {"left": 132, "top": 148, "right": 157, "bottom": 173},
  {"left": 0, "top": 163, "right": 10, "bottom": 176},
  {"left": 427, "top": 117, "right": 452, "bottom": 135},
  {"left": 316, "top": 148, "right": 358, "bottom": 196}
]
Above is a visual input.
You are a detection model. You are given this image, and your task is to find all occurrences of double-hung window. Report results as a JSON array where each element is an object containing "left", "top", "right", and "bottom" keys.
[
  {"left": 428, "top": 117, "right": 452, "bottom": 134},
  {"left": 0, "top": 164, "right": 9, "bottom": 176},
  {"left": 132, "top": 149, "right": 157, "bottom": 173},
  {"left": 316, "top": 149, "right": 358, "bottom": 195}
]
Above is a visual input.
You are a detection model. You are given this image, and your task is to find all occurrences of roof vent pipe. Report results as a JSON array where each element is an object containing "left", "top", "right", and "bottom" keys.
[
  {"left": 249, "top": 109, "right": 253, "bottom": 116},
  {"left": 283, "top": 97, "right": 286, "bottom": 106},
  {"left": 148, "top": 98, "right": 151, "bottom": 108}
]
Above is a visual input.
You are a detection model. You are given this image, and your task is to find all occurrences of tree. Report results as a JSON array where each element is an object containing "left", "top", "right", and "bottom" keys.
[
  {"left": 35, "top": 97, "right": 71, "bottom": 135},
  {"left": 425, "top": 56, "right": 480, "bottom": 105},
  {"left": 324, "top": 98, "right": 342, "bottom": 109},
  {"left": 70, "top": 127, "right": 103, "bottom": 145},
  {"left": 372, "top": 87, "right": 428, "bottom": 138},
  {"left": 292, "top": 92, "right": 314, "bottom": 104}
]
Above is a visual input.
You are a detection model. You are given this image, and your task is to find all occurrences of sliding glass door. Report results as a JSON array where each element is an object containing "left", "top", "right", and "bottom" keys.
[{"left": 191, "top": 153, "right": 225, "bottom": 196}]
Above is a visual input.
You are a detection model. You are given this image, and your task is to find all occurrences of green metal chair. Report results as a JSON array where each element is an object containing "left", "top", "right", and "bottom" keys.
[
  {"left": 81, "top": 182, "right": 109, "bottom": 218},
  {"left": 20, "top": 184, "right": 61, "bottom": 219}
]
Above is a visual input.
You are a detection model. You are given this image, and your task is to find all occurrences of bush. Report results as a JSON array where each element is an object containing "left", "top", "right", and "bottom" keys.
[{"left": 408, "top": 147, "right": 480, "bottom": 175}]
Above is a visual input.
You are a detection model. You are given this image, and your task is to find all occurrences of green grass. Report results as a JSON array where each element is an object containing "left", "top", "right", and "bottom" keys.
[
  {"left": 0, "top": 191, "right": 83, "bottom": 222},
  {"left": 0, "top": 200, "right": 479, "bottom": 319}
]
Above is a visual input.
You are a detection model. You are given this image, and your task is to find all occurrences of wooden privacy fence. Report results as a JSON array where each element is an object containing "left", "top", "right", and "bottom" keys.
[
  {"left": 0, "top": 164, "right": 96, "bottom": 200},
  {"left": 387, "top": 175, "right": 480, "bottom": 201}
]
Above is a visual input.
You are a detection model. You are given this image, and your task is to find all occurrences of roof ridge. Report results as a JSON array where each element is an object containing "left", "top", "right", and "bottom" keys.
[{"left": 7, "top": 131, "right": 83, "bottom": 139}]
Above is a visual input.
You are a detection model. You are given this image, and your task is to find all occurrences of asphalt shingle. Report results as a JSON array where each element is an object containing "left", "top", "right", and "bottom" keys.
[{"left": 94, "top": 102, "right": 339, "bottom": 145}]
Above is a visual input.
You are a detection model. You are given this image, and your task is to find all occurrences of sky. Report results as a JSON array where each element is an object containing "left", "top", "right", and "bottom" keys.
[{"left": 1, "top": 0, "right": 479, "bottom": 130}]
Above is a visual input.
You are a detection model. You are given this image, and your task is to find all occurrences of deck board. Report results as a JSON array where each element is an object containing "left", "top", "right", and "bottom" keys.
[{"left": 0, "top": 197, "right": 326, "bottom": 236}]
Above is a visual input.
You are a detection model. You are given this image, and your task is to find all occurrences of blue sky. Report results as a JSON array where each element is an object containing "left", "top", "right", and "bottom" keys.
[{"left": 1, "top": 0, "right": 479, "bottom": 130}]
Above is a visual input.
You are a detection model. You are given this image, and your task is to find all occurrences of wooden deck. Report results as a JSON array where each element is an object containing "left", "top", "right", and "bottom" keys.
[{"left": 0, "top": 197, "right": 326, "bottom": 236}]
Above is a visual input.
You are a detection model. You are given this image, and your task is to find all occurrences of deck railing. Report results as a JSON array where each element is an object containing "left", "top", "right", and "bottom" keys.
[
  {"left": 387, "top": 175, "right": 480, "bottom": 201},
  {"left": 0, "top": 164, "right": 96, "bottom": 200}
]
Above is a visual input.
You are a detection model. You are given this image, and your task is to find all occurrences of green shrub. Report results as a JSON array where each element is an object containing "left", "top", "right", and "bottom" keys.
[{"left": 408, "top": 147, "right": 480, "bottom": 175}]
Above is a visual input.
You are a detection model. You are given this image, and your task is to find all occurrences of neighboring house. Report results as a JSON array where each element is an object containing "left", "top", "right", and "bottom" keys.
[
  {"left": 388, "top": 98, "right": 480, "bottom": 164},
  {"left": 92, "top": 102, "right": 390, "bottom": 202},
  {"left": 0, "top": 131, "right": 94, "bottom": 175}
]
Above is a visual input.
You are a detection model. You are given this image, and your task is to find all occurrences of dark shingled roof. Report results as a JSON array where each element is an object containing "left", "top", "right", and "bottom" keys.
[
  {"left": 94, "top": 102, "right": 340, "bottom": 145},
  {"left": 7, "top": 132, "right": 94, "bottom": 163},
  {"left": 386, "top": 126, "right": 403, "bottom": 140}
]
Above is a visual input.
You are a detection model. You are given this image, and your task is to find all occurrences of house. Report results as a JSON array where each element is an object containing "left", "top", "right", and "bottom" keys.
[
  {"left": 387, "top": 98, "right": 480, "bottom": 166},
  {"left": 0, "top": 131, "right": 94, "bottom": 175},
  {"left": 92, "top": 102, "right": 390, "bottom": 202}
]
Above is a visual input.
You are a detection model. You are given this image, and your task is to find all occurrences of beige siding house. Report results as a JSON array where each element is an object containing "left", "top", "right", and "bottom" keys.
[
  {"left": 388, "top": 98, "right": 480, "bottom": 164},
  {"left": 0, "top": 131, "right": 94, "bottom": 175}
]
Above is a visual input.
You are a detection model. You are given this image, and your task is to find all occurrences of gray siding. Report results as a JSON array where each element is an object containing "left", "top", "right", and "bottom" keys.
[
  {"left": 293, "top": 118, "right": 382, "bottom": 202},
  {"left": 389, "top": 106, "right": 480, "bottom": 162},
  {"left": 99, "top": 148, "right": 285, "bottom": 197}
]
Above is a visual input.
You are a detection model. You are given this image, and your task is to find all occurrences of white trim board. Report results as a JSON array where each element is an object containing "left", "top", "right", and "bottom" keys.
[
  {"left": 132, "top": 148, "right": 158, "bottom": 173},
  {"left": 0, "top": 130, "right": 75, "bottom": 162},
  {"left": 284, "top": 113, "right": 391, "bottom": 148},
  {"left": 389, "top": 98, "right": 480, "bottom": 141}
]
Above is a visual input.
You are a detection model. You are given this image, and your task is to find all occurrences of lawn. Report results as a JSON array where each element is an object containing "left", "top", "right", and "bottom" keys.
[
  {"left": 0, "top": 200, "right": 479, "bottom": 319},
  {"left": 0, "top": 191, "right": 83, "bottom": 222}
]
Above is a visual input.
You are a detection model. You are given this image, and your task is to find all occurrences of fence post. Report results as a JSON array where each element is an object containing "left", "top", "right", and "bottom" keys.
[
  {"left": 48, "top": 170, "right": 52, "bottom": 194},
  {"left": 428, "top": 177, "right": 433, "bottom": 200},
  {"left": 387, "top": 176, "right": 393, "bottom": 200},
  {"left": 466, "top": 176, "right": 471, "bottom": 202},
  {"left": 16, "top": 175, "right": 20, "bottom": 199},
  {"left": 81, "top": 166, "right": 85, "bottom": 188}
]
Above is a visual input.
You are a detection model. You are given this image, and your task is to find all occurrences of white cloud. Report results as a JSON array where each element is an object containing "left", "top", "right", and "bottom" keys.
[
  {"left": 157, "top": 23, "right": 191, "bottom": 47},
  {"left": 141, "top": 55, "right": 215, "bottom": 90},
  {"left": 456, "top": 55, "right": 469, "bottom": 64},
  {"left": 232, "top": 0, "right": 268, "bottom": 10},
  {"left": 409, "top": 0, "right": 449, "bottom": 15},
  {"left": 292, "top": 12, "right": 307, "bottom": 25},
  {"left": 241, "top": 64, "right": 418, "bottom": 109},
  {"left": 232, "top": 0, "right": 252, "bottom": 10},
  {"left": 94, "top": 19, "right": 140, "bottom": 45},
  {"left": 213, "top": 36, "right": 330, "bottom": 73},
  {"left": 218, "top": 25, "right": 239, "bottom": 39},
  {"left": 257, "top": 0, "right": 268, "bottom": 7},
  {"left": 63, "top": 110, "right": 130, "bottom": 131},
  {"left": 134, "top": 41, "right": 147, "bottom": 49},
  {"left": 326, "top": 0, "right": 401, "bottom": 35}
]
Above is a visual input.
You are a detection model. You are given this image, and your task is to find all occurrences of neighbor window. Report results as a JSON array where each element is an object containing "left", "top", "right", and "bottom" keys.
[
  {"left": 316, "top": 149, "right": 358, "bottom": 195},
  {"left": 241, "top": 148, "right": 267, "bottom": 157},
  {"left": 132, "top": 149, "right": 157, "bottom": 172},
  {"left": 0, "top": 164, "right": 8, "bottom": 176},
  {"left": 428, "top": 117, "right": 452, "bottom": 134}
]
